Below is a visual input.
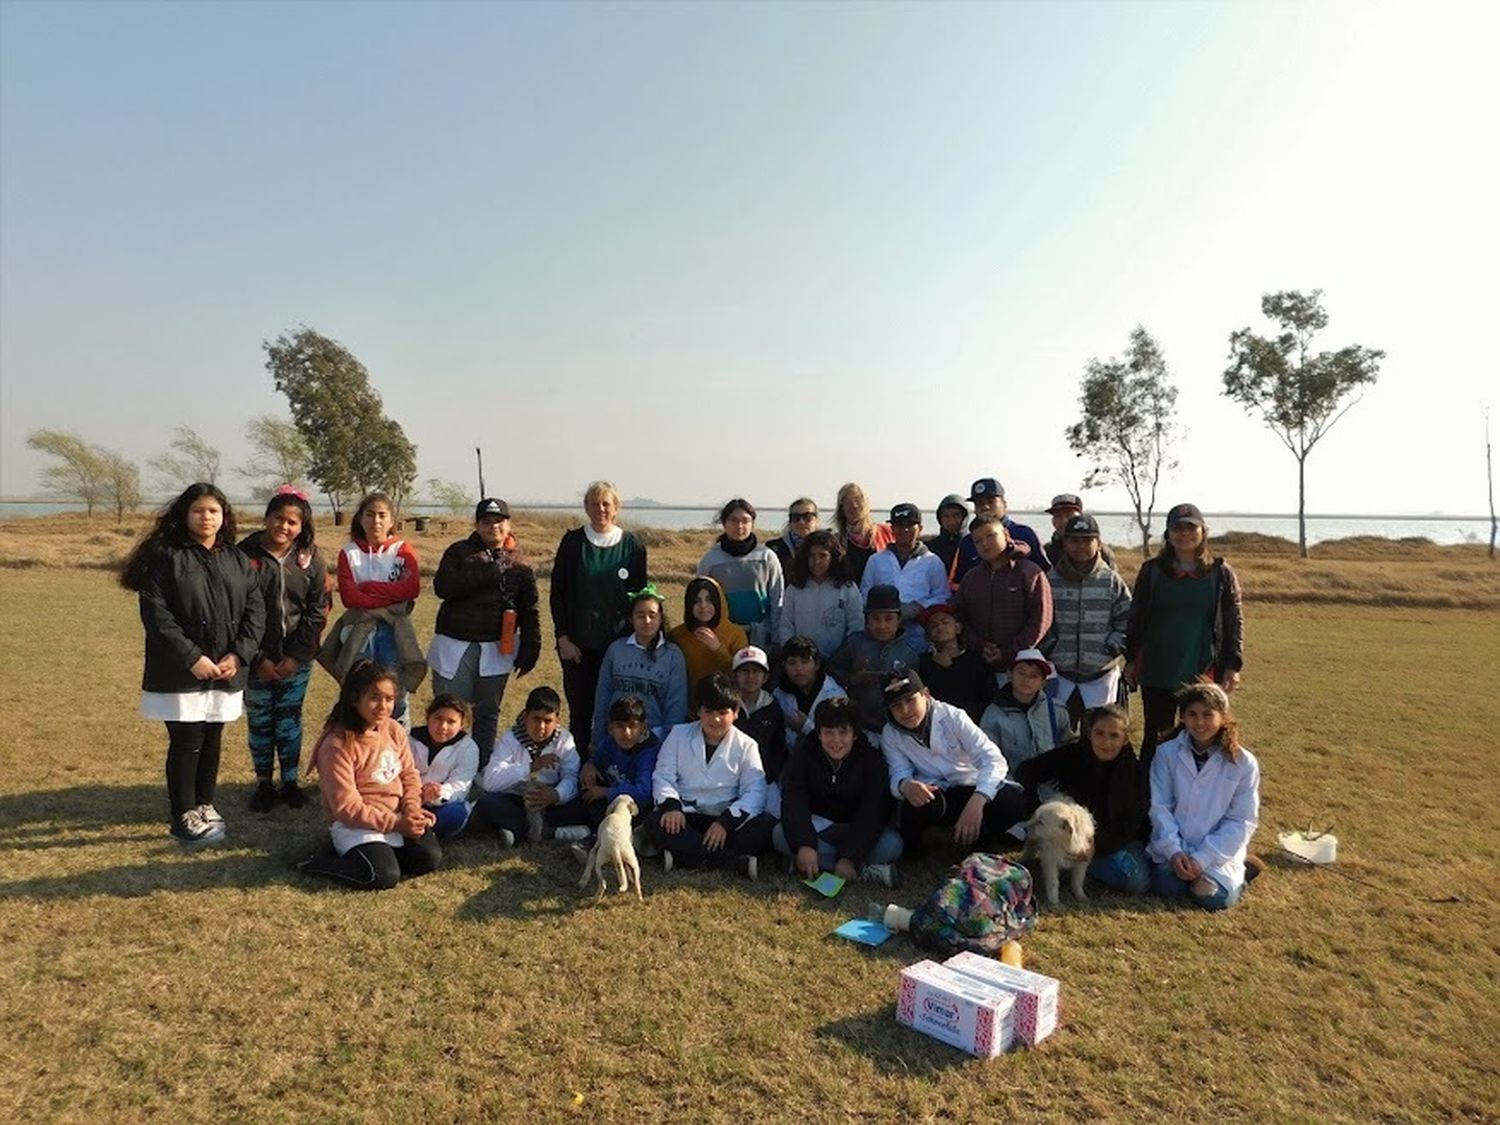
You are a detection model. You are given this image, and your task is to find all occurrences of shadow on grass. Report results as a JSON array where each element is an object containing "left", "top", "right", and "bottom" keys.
[
  {"left": 0, "top": 784, "right": 168, "bottom": 833},
  {"left": 0, "top": 848, "right": 302, "bottom": 900},
  {"left": 816, "top": 1006, "right": 970, "bottom": 1076}
]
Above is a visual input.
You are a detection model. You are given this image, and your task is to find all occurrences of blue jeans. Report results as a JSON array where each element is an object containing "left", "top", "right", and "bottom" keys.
[
  {"left": 1088, "top": 843, "right": 1151, "bottom": 894},
  {"left": 772, "top": 822, "right": 905, "bottom": 870},
  {"left": 425, "top": 801, "right": 473, "bottom": 838},
  {"left": 357, "top": 621, "right": 408, "bottom": 725},
  {"left": 430, "top": 641, "right": 509, "bottom": 768},
  {"left": 1151, "top": 860, "right": 1241, "bottom": 911}
]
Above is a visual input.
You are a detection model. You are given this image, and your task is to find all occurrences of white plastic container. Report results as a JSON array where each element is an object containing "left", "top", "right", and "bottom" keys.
[{"left": 1278, "top": 830, "right": 1337, "bottom": 865}]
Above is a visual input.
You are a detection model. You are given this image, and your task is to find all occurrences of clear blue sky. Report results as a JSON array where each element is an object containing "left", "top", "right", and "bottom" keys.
[{"left": 2, "top": 0, "right": 1495, "bottom": 516}]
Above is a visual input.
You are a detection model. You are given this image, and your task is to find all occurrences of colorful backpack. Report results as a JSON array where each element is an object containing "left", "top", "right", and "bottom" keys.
[{"left": 908, "top": 853, "right": 1038, "bottom": 957}]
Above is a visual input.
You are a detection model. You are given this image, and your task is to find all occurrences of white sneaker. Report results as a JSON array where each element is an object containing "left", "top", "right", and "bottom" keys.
[
  {"left": 739, "top": 855, "right": 758, "bottom": 882},
  {"left": 197, "top": 804, "right": 225, "bottom": 827},
  {"left": 861, "top": 863, "right": 897, "bottom": 888},
  {"left": 170, "top": 809, "right": 218, "bottom": 848},
  {"left": 661, "top": 850, "right": 674, "bottom": 872},
  {"left": 553, "top": 826, "right": 590, "bottom": 843},
  {"left": 569, "top": 843, "right": 592, "bottom": 866},
  {"left": 499, "top": 828, "right": 516, "bottom": 848}
]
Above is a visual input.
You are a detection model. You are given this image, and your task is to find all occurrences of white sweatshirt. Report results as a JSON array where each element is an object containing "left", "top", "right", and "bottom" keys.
[
  {"left": 652, "top": 722, "right": 767, "bottom": 818},
  {"left": 880, "top": 697, "right": 1008, "bottom": 800}
]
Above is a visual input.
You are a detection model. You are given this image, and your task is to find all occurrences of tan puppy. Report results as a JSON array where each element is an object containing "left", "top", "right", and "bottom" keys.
[
  {"left": 1022, "top": 799, "right": 1096, "bottom": 905},
  {"left": 578, "top": 795, "right": 643, "bottom": 900}
]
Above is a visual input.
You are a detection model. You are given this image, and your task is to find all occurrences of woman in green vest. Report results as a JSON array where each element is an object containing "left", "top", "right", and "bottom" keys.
[
  {"left": 1122, "top": 503, "right": 1244, "bottom": 765},
  {"left": 549, "top": 481, "right": 648, "bottom": 753}
]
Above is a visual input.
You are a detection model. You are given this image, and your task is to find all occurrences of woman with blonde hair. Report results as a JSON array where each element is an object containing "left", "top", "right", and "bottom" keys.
[
  {"left": 549, "top": 481, "right": 648, "bottom": 751},
  {"left": 833, "top": 482, "right": 892, "bottom": 586}
]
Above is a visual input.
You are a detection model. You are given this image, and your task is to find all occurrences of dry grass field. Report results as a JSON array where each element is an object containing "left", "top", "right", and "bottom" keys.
[{"left": 1, "top": 512, "right": 1497, "bottom": 1121}]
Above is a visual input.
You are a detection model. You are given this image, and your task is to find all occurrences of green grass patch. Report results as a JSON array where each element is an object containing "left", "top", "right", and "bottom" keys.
[{"left": 2, "top": 570, "right": 1497, "bottom": 1120}]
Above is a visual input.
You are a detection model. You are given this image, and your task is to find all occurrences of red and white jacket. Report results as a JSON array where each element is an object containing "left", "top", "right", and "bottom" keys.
[{"left": 337, "top": 538, "right": 421, "bottom": 610}]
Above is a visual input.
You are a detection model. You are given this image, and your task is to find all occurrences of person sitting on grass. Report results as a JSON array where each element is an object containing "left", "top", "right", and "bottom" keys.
[
  {"left": 569, "top": 695, "right": 661, "bottom": 862},
  {"left": 668, "top": 576, "right": 747, "bottom": 700},
  {"left": 408, "top": 693, "right": 479, "bottom": 838},
  {"left": 1147, "top": 681, "right": 1262, "bottom": 911},
  {"left": 1015, "top": 704, "right": 1150, "bottom": 894},
  {"left": 918, "top": 601, "right": 995, "bottom": 725},
  {"left": 649, "top": 674, "right": 773, "bottom": 879},
  {"left": 296, "top": 660, "right": 440, "bottom": 891},
  {"left": 981, "top": 648, "right": 1072, "bottom": 772},
  {"left": 592, "top": 586, "right": 689, "bottom": 750},
  {"left": 828, "top": 584, "right": 926, "bottom": 734},
  {"left": 473, "top": 685, "right": 588, "bottom": 846},
  {"left": 773, "top": 697, "right": 902, "bottom": 888},
  {"left": 880, "top": 666, "right": 1026, "bottom": 859},
  {"left": 731, "top": 645, "right": 788, "bottom": 787},
  {"left": 771, "top": 635, "right": 847, "bottom": 755}
]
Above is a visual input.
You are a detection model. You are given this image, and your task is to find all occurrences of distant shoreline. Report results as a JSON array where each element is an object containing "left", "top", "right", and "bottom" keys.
[{"left": 0, "top": 497, "right": 1489, "bottom": 522}]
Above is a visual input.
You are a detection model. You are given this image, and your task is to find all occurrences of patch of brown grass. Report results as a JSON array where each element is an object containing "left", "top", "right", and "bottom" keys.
[{"left": 1, "top": 570, "right": 1498, "bottom": 1119}]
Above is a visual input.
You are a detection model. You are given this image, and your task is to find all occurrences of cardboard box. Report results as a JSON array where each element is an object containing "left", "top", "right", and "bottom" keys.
[
  {"left": 896, "top": 960, "right": 1017, "bottom": 1057},
  {"left": 942, "top": 951, "right": 1060, "bottom": 1046}
]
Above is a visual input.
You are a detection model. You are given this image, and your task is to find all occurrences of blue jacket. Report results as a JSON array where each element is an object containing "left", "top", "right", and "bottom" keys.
[
  {"left": 590, "top": 729, "right": 662, "bottom": 809},
  {"left": 592, "top": 635, "right": 689, "bottom": 749}
]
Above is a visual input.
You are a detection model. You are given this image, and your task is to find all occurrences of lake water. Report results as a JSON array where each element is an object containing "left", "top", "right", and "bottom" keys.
[{"left": 2, "top": 500, "right": 1492, "bottom": 547}]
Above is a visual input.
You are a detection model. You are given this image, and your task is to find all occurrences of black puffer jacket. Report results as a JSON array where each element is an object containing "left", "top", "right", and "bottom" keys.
[
  {"left": 139, "top": 542, "right": 265, "bottom": 693},
  {"left": 432, "top": 533, "right": 542, "bottom": 674},
  {"left": 238, "top": 531, "right": 330, "bottom": 664}
]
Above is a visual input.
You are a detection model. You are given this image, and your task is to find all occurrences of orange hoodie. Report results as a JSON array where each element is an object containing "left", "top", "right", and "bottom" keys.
[
  {"left": 314, "top": 718, "right": 423, "bottom": 832},
  {"left": 669, "top": 575, "right": 749, "bottom": 691}
]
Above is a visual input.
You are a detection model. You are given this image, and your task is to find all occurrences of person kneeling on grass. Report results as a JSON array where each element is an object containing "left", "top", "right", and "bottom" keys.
[
  {"left": 773, "top": 697, "right": 902, "bottom": 888},
  {"left": 1147, "top": 681, "right": 1262, "bottom": 911},
  {"left": 649, "top": 674, "right": 774, "bottom": 880},
  {"left": 473, "top": 686, "right": 588, "bottom": 846},
  {"left": 569, "top": 695, "right": 661, "bottom": 863},
  {"left": 408, "top": 692, "right": 479, "bottom": 838},
  {"left": 1014, "top": 703, "right": 1150, "bottom": 893},
  {"left": 880, "top": 666, "right": 1027, "bottom": 858},
  {"left": 297, "top": 660, "right": 441, "bottom": 891}
]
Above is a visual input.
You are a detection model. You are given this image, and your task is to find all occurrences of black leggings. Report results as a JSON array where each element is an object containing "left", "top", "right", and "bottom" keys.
[
  {"left": 1139, "top": 687, "right": 1180, "bottom": 770},
  {"left": 561, "top": 646, "right": 607, "bottom": 756},
  {"left": 896, "top": 784, "right": 1028, "bottom": 855},
  {"left": 300, "top": 832, "right": 443, "bottom": 891},
  {"left": 165, "top": 721, "right": 224, "bottom": 820}
]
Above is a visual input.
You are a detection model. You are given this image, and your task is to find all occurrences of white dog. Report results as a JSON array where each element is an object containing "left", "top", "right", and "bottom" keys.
[
  {"left": 578, "top": 795, "right": 643, "bottom": 901},
  {"left": 1022, "top": 799, "right": 1096, "bottom": 905}
]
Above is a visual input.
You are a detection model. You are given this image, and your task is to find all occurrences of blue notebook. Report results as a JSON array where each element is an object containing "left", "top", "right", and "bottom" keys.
[{"left": 833, "top": 918, "right": 894, "bottom": 947}]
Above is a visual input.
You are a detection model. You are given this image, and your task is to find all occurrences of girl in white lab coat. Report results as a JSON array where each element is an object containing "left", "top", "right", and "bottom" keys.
[{"left": 1147, "top": 681, "right": 1261, "bottom": 910}]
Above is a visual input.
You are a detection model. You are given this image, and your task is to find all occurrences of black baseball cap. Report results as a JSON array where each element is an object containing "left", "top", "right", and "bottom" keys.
[
  {"left": 475, "top": 498, "right": 510, "bottom": 521},
  {"left": 1063, "top": 514, "right": 1100, "bottom": 537},
  {"left": 968, "top": 478, "right": 1005, "bottom": 501},
  {"left": 1166, "top": 503, "right": 1205, "bottom": 529},
  {"left": 889, "top": 502, "right": 922, "bottom": 525}
]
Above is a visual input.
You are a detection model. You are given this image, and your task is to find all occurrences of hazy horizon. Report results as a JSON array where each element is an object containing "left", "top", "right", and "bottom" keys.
[{"left": 3, "top": 1, "right": 1496, "bottom": 517}]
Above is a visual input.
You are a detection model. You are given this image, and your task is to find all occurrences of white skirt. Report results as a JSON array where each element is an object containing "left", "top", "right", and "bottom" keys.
[{"left": 140, "top": 689, "right": 244, "bottom": 723}]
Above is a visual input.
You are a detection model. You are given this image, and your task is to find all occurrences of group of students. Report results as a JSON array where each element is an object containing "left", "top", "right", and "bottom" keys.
[{"left": 121, "top": 477, "right": 1259, "bottom": 910}]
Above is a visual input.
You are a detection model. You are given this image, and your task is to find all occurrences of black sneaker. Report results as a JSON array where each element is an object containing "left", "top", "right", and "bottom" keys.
[
  {"left": 280, "top": 782, "right": 308, "bottom": 809},
  {"left": 250, "top": 780, "right": 277, "bottom": 813}
]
